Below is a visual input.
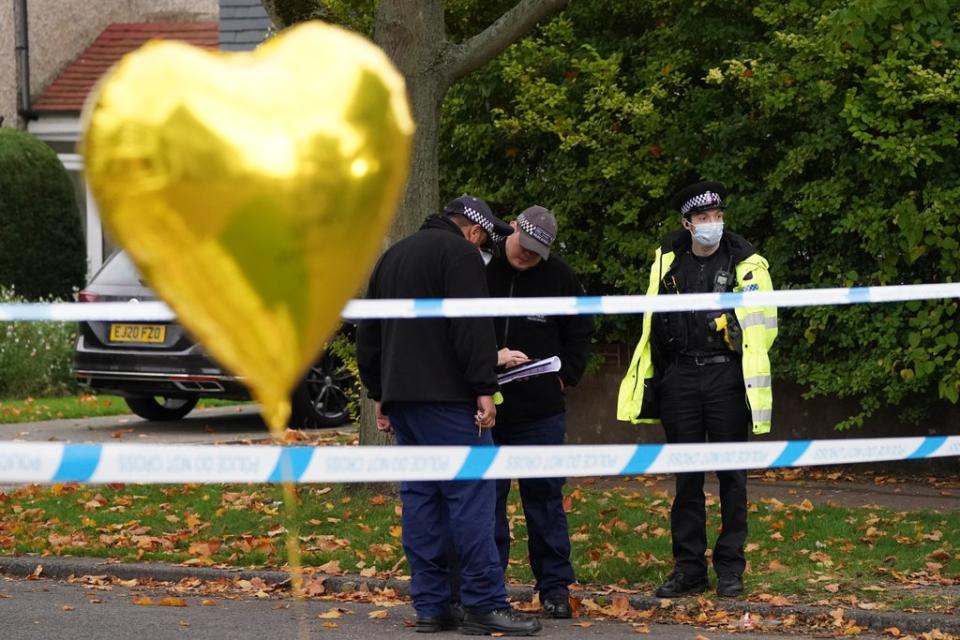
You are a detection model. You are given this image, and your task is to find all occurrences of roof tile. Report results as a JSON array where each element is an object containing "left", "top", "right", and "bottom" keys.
[{"left": 33, "top": 22, "right": 218, "bottom": 113}]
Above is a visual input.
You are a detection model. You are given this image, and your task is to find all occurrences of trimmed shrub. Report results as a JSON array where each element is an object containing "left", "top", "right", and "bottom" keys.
[{"left": 0, "top": 127, "right": 86, "bottom": 300}]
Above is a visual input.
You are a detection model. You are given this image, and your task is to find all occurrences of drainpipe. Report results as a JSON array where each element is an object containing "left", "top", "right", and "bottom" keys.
[{"left": 14, "top": 0, "right": 38, "bottom": 121}]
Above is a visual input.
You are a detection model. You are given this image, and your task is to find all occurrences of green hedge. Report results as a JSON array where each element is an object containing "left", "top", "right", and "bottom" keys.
[
  {"left": 0, "top": 128, "right": 86, "bottom": 300},
  {"left": 439, "top": 0, "right": 960, "bottom": 428}
]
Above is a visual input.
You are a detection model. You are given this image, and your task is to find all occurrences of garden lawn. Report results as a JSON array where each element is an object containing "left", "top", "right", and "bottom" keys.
[
  {"left": 0, "top": 394, "right": 248, "bottom": 423},
  {"left": 0, "top": 481, "right": 956, "bottom": 613}
]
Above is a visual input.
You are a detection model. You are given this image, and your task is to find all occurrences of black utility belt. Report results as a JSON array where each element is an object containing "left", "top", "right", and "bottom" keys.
[{"left": 675, "top": 353, "right": 737, "bottom": 366}]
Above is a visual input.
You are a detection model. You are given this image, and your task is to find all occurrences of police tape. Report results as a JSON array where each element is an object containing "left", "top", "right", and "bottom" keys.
[
  {"left": 1, "top": 436, "right": 957, "bottom": 484},
  {"left": 1, "top": 282, "right": 959, "bottom": 322}
]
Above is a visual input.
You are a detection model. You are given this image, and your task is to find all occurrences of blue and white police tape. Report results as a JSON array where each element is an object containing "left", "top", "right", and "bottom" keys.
[
  {"left": 1, "top": 282, "right": 959, "bottom": 322},
  {"left": 1, "top": 436, "right": 957, "bottom": 484}
]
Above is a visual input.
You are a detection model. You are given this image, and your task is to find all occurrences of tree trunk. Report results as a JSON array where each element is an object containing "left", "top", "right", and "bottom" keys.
[
  {"left": 373, "top": 0, "right": 448, "bottom": 243},
  {"left": 357, "top": 0, "right": 449, "bottom": 446},
  {"left": 259, "top": 0, "right": 570, "bottom": 446}
]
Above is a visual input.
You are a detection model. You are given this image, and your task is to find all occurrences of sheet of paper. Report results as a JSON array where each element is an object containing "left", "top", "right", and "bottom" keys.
[{"left": 497, "top": 355, "right": 561, "bottom": 385}]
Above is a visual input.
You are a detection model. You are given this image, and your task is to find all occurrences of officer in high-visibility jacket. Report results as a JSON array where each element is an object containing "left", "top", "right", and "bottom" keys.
[{"left": 617, "top": 181, "right": 777, "bottom": 599}]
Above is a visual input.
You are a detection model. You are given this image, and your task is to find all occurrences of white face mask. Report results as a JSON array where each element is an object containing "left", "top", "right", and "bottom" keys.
[
  {"left": 480, "top": 249, "right": 493, "bottom": 265},
  {"left": 691, "top": 221, "right": 724, "bottom": 247}
]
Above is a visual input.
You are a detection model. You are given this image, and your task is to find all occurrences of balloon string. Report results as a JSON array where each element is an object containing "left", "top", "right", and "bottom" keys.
[
  {"left": 282, "top": 482, "right": 304, "bottom": 598},
  {"left": 265, "top": 400, "right": 304, "bottom": 600}
]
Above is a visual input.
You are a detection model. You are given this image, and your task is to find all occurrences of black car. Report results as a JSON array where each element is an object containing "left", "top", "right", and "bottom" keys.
[{"left": 73, "top": 251, "right": 355, "bottom": 427}]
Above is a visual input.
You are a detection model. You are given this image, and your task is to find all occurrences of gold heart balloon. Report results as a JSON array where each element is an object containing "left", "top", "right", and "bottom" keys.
[{"left": 81, "top": 22, "right": 413, "bottom": 434}]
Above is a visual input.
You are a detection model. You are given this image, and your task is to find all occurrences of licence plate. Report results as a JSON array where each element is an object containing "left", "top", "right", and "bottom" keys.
[{"left": 108, "top": 323, "right": 166, "bottom": 344}]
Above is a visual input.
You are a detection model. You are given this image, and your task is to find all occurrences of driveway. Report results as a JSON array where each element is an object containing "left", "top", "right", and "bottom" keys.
[{"left": 0, "top": 405, "right": 277, "bottom": 445}]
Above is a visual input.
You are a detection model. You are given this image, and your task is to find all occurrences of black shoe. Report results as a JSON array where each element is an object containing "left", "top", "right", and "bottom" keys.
[
  {"left": 716, "top": 573, "right": 744, "bottom": 598},
  {"left": 416, "top": 603, "right": 465, "bottom": 633},
  {"left": 541, "top": 594, "right": 572, "bottom": 619},
  {"left": 461, "top": 608, "right": 542, "bottom": 636},
  {"left": 655, "top": 572, "right": 709, "bottom": 598}
]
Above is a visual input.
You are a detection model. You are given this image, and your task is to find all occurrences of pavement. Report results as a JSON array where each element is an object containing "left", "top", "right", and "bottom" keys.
[
  {"left": 0, "top": 553, "right": 956, "bottom": 637},
  {"left": 0, "top": 404, "right": 267, "bottom": 444},
  {"left": 576, "top": 465, "right": 960, "bottom": 513},
  {"left": 1, "top": 573, "right": 868, "bottom": 640}
]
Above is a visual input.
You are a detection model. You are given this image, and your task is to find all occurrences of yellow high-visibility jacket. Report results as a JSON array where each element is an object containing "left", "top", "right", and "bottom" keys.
[{"left": 616, "top": 236, "right": 777, "bottom": 434}]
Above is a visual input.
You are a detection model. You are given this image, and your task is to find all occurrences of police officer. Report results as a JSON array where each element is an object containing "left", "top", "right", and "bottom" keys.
[
  {"left": 617, "top": 182, "right": 777, "bottom": 598},
  {"left": 357, "top": 195, "right": 541, "bottom": 636},
  {"left": 487, "top": 205, "right": 594, "bottom": 617}
]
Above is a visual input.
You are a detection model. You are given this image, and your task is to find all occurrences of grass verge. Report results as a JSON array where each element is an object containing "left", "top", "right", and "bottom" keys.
[{"left": 1, "top": 480, "right": 956, "bottom": 613}]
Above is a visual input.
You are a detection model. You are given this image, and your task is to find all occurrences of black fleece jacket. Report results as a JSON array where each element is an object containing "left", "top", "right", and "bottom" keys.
[
  {"left": 356, "top": 215, "right": 498, "bottom": 411},
  {"left": 486, "top": 247, "right": 594, "bottom": 425},
  {"left": 652, "top": 229, "right": 757, "bottom": 364}
]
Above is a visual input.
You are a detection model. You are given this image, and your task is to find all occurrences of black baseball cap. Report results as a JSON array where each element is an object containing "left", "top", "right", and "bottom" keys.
[{"left": 443, "top": 195, "right": 514, "bottom": 242}]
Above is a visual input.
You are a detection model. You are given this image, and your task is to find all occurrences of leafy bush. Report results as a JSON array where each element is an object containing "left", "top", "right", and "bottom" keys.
[
  {"left": 0, "top": 128, "right": 86, "bottom": 300},
  {"left": 327, "top": 331, "right": 361, "bottom": 424},
  {"left": 440, "top": 0, "right": 960, "bottom": 428},
  {"left": 0, "top": 286, "right": 79, "bottom": 398}
]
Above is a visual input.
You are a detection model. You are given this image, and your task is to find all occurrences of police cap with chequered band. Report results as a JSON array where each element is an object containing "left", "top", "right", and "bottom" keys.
[
  {"left": 516, "top": 205, "right": 557, "bottom": 260},
  {"left": 670, "top": 181, "right": 728, "bottom": 218},
  {"left": 443, "top": 195, "right": 514, "bottom": 242}
]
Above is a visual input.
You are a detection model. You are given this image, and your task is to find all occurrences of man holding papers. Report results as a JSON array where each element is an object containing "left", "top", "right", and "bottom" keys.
[
  {"left": 486, "top": 205, "right": 594, "bottom": 618},
  {"left": 357, "top": 195, "right": 541, "bottom": 636}
]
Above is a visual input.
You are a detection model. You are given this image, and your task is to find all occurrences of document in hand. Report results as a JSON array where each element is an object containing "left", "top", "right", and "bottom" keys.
[{"left": 497, "top": 356, "right": 562, "bottom": 385}]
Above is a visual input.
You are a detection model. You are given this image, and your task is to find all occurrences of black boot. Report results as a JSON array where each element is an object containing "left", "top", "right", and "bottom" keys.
[
  {"left": 416, "top": 603, "right": 465, "bottom": 633},
  {"left": 541, "top": 594, "right": 572, "bottom": 619},
  {"left": 461, "top": 608, "right": 542, "bottom": 636},
  {"left": 716, "top": 573, "right": 744, "bottom": 598},
  {"left": 655, "top": 572, "right": 709, "bottom": 598}
]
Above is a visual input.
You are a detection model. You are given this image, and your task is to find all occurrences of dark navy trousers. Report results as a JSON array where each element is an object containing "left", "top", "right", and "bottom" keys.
[
  {"left": 492, "top": 412, "right": 575, "bottom": 600},
  {"left": 389, "top": 402, "right": 508, "bottom": 617}
]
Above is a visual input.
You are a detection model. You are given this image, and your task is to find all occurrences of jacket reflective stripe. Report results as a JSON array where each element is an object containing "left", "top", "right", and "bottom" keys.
[
  {"left": 751, "top": 408, "right": 772, "bottom": 423},
  {"left": 740, "top": 312, "right": 775, "bottom": 329},
  {"left": 744, "top": 375, "right": 771, "bottom": 388}
]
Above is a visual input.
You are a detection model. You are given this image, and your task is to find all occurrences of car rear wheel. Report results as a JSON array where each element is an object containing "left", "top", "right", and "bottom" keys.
[
  {"left": 289, "top": 351, "right": 355, "bottom": 428},
  {"left": 125, "top": 396, "right": 199, "bottom": 421}
]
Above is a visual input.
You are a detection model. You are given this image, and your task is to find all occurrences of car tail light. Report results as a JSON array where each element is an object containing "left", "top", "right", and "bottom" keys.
[{"left": 77, "top": 290, "right": 99, "bottom": 302}]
